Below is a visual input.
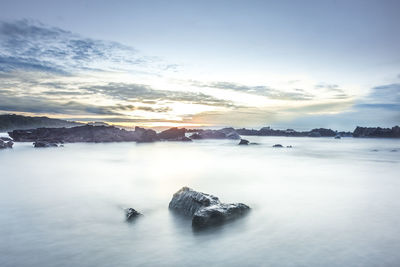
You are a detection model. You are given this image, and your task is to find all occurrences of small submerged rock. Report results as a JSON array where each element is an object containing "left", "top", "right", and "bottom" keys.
[
  {"left": 0, "top": 139, "right": 13, "bottom": 149},
  {"left": 238, "top": 139, "right": 249, "bottom": 145},
  {"left": 273, "top": 144, "right": 283, "bottom": 148},
  {"left": 169, "top": 187, "right": 250, "bottom": 229},
  {"left": 286, "top": 145, "right": 293, "bottom": 148},
  {"left": 125, "top": 208, "right": 142, "bottom": 221}
]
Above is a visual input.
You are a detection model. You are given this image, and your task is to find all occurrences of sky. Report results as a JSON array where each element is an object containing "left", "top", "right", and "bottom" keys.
[{"left": 0, "top": 0, "right": 399, "bottom": 130}]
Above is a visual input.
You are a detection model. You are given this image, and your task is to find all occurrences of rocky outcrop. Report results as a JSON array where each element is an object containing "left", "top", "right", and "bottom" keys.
[
  {"left": 0, "top": 137, "right": 12, "bottom": 142},
  {"left": 9, "top": 125, "right": 139, "bottom": 143},
  {"left": 238, "top": 139, "right": 249, "bottom": 145},
  {"left": 235, "top": 127, "right": 344, "bottom": 137},
  {"left": 157, "top": 127, "right": 191, "bottom": 141},
  {"left": 9, "top": 125, "right": 196, "bottom": 144},
  {"left": 125, "top": 208, "right": 142, "bottom": 221},
  {"left": 353, "top": 126, "right": 400, "bottom": 138},
  {"left": 134, "top": 127, "right": 158, "bottom": 142},
  {"left": 33, "top": 141, "right": 59, "bottom": 148},
  {"left": 189, "top": 128, "right": 240, "bottom": 140},
  {"left": 169, "top": 187, "right": 250, "bottom": 228},
  {"left": 0, "top": 139, "right": 13, "bottom": 149},
  {"left": 273, "top": 144, "right": 283, "bottom": 147}
]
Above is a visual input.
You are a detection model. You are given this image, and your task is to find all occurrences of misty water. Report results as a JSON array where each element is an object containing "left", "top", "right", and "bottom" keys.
[{"left": 1, "top": 135, "right": 400, "bottom": 267}]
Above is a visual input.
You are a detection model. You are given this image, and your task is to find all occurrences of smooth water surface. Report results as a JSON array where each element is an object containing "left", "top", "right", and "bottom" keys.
[{"left": 1, "top": 136, "right": 400, "bottom": 266}]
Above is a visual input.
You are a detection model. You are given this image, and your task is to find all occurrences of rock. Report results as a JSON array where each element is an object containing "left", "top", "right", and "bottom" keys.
[
  {"left": 158, "top": 127, "right": 187, "bottom": 140},
  {"left": 134, "top": 127, "right": 158, "bottom": 142},
  {"left": 273, "top": 144, "right": 283, "bottom": 147},
  {"left": 192, "top": 203, "right": 250, "bottom": 228},
  {"left": 169, "top": 187, "right": 250, "bottom": 228},
  {"left": 9, "top": 125, "right": 156, "bottom": 143},
  {"left": 308, "top": 131, "right": 321, "bottom": 137},
  {"left": 0, "top": 137, "right": 12, "bottom": 141},
  {"left": 238, "top": 139, "right": 249, "bottom": 145},
  {"left": 0, "top": 139, "right": 13, "bottom": 149},
  {"left": 189, "top": 128, "right": 241, "bottom": 140},
  {"left": 390, "top": 149, "right": 397, "bottom": 152},
  {"left": 334, "top": 135, "right": 341, "bottom": 139},
  {"left": 286, "top": 145, "right": 293, "bottom": 148},
  {"left": 220, "top": 128, "right": 241, "bottom": 140},
  {"left": 125, "top": 208, "right": 142, "bottom": 221},
  {"left": 33, "top": 141, "right": 59, "bottom": 147},
  {"left": 353, "top": 126, "right": 400, "bottom": 138},
  {"left": 310, "top": 128, "right": 336, "bottom": 137}
]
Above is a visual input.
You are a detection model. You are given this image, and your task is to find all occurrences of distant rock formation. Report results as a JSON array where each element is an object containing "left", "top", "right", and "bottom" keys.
[
  {"left": 158, "top": 127, "right": 192, "bottom": 141},
  {"left": 353, "top": 126, "right": 400, "bottom": 138},
  {"left": 169, "top": 187, "right": 250, "bottom": 229},
  {"left": 273, "top": 144, "right": 283, "bottom": 147},
  {"left": 189, "top": 128, "right": 240, "bottom": 140},
  {"left": 235, "top": 126, "right": 341, "bottom": 137},
  {"left": 0, "top": 114, "right": 82, "bottom": 132},
  {"left": 8, "top": 125, "right": 197, "bottom": 144}
]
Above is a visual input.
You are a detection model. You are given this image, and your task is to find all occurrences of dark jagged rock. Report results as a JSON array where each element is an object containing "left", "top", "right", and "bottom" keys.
[
  {"left": 9, "top": 125, "right": 148, "bottom": 143},
  {"left": 310, "top": 128, "right": 336, "bottom": 137},
  {"left": 286, "top": 145, "right": 293, "bottom": 148},
  {"left": 273, "top": 144, "right": 283, "bottom": 147},
  {"left": 189, "top": 128, "right": 240, "bottom": 140},
  {"left": 33, "top": 141, "right": 59, "bottom": 148},
  {"left": 235, "top": 126, "right": 345, "bottom": 137},
  {"left": 0, "top": 137, "right": 12, "bottom": 141},
  {"left": 334, "top": 135, "right": 341, "bottom": 139},
  {"left": 238, "top": 139, "right": 249, "bottom": 145},
  {"left": 192, "top": 203, "right": 250, "bottom": 228},
  {"left": 0, "top": 139, "right": 13, "bottom": 149},
  {"left": 157, "top": 127, "right": 187, "bottom": 141},
  {"left": 134, "top": 127, "right": 158, "bottom": 142},
  {"left": 353, "top": 126, "right": 400, "bottom": 138},
  {"left": 169, "top": 187, "right": 250, "bottom": 228},
  {"left": 125, "top": 208, "right": 142, "bottom": 221}
]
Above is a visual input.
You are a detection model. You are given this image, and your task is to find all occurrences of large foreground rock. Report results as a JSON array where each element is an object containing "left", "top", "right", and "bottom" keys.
[{"left": 169, "top": 187, "right": 250, "bottom": 228}]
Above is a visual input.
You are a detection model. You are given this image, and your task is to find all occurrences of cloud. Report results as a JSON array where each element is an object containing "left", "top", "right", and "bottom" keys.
[
  {"left": 80, "top": 82, "right": 236, "bottom": 107},
  {"left": 0, "top": 19, "right": 172, "bottom": 75},
  {"left": 190, "top": 80, "right": 314, "bottom": 100}
]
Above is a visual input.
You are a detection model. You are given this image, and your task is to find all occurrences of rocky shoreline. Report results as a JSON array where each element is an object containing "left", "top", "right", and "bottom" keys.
[{"left": 2, "top": 124, "right": 400, "bottom": 149}]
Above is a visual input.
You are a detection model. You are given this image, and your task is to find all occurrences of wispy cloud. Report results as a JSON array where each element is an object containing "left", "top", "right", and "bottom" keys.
[{"left": 0, "top": 19, "right": 394, "bottom": 128}]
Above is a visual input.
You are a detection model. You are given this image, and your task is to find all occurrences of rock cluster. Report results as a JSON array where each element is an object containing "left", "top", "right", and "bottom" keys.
[
  {"left": 189, "top": 128, "right": 241, "bottom": 140},
  {"left": 169, "top": 187, "right": 250, "bottom": 228},
  {"left": 8, "top": 125, "right": 194, "bottom": 144},
  {"left": 353, "top": 126, "right": 400, "bottom": 138}
]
